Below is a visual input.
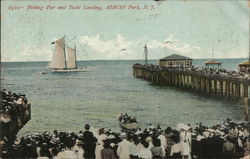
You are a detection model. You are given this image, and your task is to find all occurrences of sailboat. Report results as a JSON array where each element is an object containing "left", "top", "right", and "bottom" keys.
[{"left": 48, "top": 36, "right": 93, "bottom": 73}]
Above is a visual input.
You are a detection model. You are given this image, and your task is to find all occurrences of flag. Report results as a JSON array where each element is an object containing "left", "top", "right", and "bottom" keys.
[{"left": 51, "top": 41, "right": 55, "bottom": 44}]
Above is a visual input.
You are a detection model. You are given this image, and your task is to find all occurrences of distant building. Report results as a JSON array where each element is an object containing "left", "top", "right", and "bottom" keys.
[
  {"left": 238, "top": 61, "right": 250, "bottom": 73},
  {"left": 159, "top": 54, "right": 192, "bottom": 68},
  {"left": 204, "top": 60, "right": 221, "bottom": 69}
]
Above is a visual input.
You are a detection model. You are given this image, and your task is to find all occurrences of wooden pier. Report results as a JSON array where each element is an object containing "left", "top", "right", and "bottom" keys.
[{"left": 133, "top": 64, "right": 250, "bottom": 98}]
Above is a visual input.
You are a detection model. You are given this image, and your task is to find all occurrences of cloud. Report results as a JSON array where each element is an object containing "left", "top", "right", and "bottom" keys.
[
  {"left": 79, "top": 34, "right": 134, "bottom": 60},
  {"left": 2, "top": 34, "right": 246, "bottom": 62},
  {"left": 147, "top": 34, "right": 202, "bottom": 54},
  {"left": 79, "top": 34, "right": 203, "bottom": 60},
  {"left": 1, "top": 46, "right": 13, "bottom": 62},
  {"left": 18, "top": 44, "right": 53, "bottom": 61}
]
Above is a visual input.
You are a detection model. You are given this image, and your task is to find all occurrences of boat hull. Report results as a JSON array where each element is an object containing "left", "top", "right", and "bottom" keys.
[
  {"left": 53, "top": 67, "right": 94, "bottom": 73},
  {"left": 119, "top": 122, "right": 139, "bottom": 130}
]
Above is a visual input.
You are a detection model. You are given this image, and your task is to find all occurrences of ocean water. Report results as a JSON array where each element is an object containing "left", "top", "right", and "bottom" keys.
[{"left": 1, "top": 58, "right": 248, "bottom": 135}]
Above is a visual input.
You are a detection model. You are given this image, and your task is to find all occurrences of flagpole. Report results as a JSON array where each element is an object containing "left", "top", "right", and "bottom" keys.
[
  {"left": 144, "top": 44, "right": 148, "bottom": 65},
  {"left": 249, "top": 1, "right": 250, "bottom": 62},
  {"left": 63, "top": 35, "right": 67, "bottom": 70}
]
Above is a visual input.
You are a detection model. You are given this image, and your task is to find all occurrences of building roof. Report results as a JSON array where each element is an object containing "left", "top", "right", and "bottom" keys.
[
  {"left": 204, "top": 60, "right": 222, "bottom": 65},
  {"left": 160, "top": 54, "right": 192, "bottom": 61},
  {"left": 238, "top": 61, "right": 250, "bottom": 66}
]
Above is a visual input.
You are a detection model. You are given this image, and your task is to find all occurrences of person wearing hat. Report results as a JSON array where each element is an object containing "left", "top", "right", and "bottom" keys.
[
  {"left": 222, "top": 136, "right": 236, "bottom": 159},
  {"left": 138, "top": 141, "right": 152, "bottom": 159},
  {"left": 180, "top": 125, "right": 192, "bottom": 159},
  {"left": 10, "top": 139, "right": 24, "bottom": 158},
  {"left": 129, "top": 136, "right": 140, "bottom": 159},
  {"left": 101, "top": 140, "right": 116, "bottom": 159},
  {"left": 150, "top": 138, "right": 164, "bottom": 159},
  {"left": 57, "top": 137, "right": 77, "bottom": 159},
  {"left": 157, "top": 131, "right": 167, "bottom": 157},
  {"left": 83, "top": 123, "right": 97, "bottom": 159},
  {"left": 37, "top": 146, "right": 50, "bottom": 159},
  {"left": 96, "top": 128, "right": 107, "bottom": 159},
  {"left": 146, "top": 137, "right": 153, "bottom": 149},
  {"left": 72, "top": 139, "right": 84, "bottom": 159},
  {"left": 243, "top": 136, "right": 250, "bottom": 158},
  {"left": 170, "top": 135, "right": 182, "bottom": 159},
  {"left": 24, "top": 138, "right": 38, "bottom": 158},
  {"left": 117, "top": 133, "right": 132, "bottom": 159}
]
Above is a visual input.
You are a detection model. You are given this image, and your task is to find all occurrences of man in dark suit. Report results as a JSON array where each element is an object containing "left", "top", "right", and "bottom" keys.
[{"left": 83, "top": 124, "right": 97, "bottom": 158}]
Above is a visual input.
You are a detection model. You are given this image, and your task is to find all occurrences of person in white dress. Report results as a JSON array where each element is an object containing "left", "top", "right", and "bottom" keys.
[
  {"left": 57, "top": 138, "right": 78, "bottom": 159},
  {"left": 180, "top": 125, "right": 192, "bottom": 159},
  {"left": 57, "top": 148, "right": 78, "bottom": 159},
  {"left": 95, "top": 128, "right": 107, "bottom": 159},
  {"left": 72, "top": 139, "right": 84, "bottom": 159},
  {"left": 158, "top": 131, "right": 167, "bottom": 157}
]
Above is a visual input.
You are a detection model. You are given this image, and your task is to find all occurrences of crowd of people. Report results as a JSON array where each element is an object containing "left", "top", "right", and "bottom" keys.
[
  {"left": 1, "top": 119, "right": 250, "bottom": 159},
  {"left": 188, "top": 67, "right": 248, "bottom": 79},
  {"left": 139, "top": 64, "right": 249, "bottom": 79},
  {"left": 119, "top": 113, "right": 138, "bottom": 124},
  {"left": 0, "top": 89, "right": 31, "bottom": 139}
]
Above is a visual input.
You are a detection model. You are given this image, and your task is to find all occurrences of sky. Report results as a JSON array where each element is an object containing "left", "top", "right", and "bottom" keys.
[{"left": 1, "top": 0, "right": 249, "bottom": 62}]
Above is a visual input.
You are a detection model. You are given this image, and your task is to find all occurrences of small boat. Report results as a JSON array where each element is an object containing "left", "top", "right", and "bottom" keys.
[
  {"left": 48, "top": 36, "right": 93, "bottom": 73},
  {"left": 118, "top": 113, "right": 139, "bottom": 131},
  {"left": 40, "top": 71, "right": 48, "bottom": 75}
]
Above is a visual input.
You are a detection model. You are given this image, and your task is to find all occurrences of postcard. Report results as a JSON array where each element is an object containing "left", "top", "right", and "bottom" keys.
[{"left": 1, "top": 0, "right": 250, "bottom": 159}]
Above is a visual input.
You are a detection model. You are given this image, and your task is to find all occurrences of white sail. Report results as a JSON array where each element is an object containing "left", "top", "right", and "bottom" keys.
[
  {"left": 66, "top": 46, "right": 77, "bottom": 69},
  {"left": 49, "top": 37, "right": 66, "bottom": 69}
]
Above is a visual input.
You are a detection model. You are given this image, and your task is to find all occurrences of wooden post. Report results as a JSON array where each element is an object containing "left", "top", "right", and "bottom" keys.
[
  {"left": 214, "top": 80, "right": 217, "bottom": 94},
  {"left": 222, "top": 81, "right": 227, "bottom": 95},
  {"left": 195, "top": 77, "right": 198, "bottom": 91},
  {"left": 220, "top": 81, "right": 223, "bottom": 95},
  {"left": 240, "top": 83, "right": 244, "bottom": 97},
  {"left": 189, "top": 76, "right": 192, "bottom": 88},
  {"left": 226, "top": 82, "right": 230, "bottom": 97},
  {"left": 200, "top": 78, "right": 203, "bottom": 91},
  {"left": 232, "top": 83, "right": 236, "bottom": 97},
  {"left": 229, "top": 83, "right": 233, "bottom": 96},
  {"left": 206, "top": 79, "right": 210, "bottom": 93},
  {"left": 244, "top": 97, "right": 249, "bottom": 121},
  {"left": 235, "top": 83, "right": 240, "bottom": 97},
  {"left": 191, "top": 76, "right": 195, "bottom": 89},
  {"left": 211, "top": 80, "right": 214, "bottom": 93},
  {"left": 244, "top": 85, "right": 248, "bottom": 98}
]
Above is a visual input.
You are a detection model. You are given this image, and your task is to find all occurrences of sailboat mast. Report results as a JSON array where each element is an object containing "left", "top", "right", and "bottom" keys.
[
  {"left": 63, "top": 35, "right": 67, "bottom": 69},
  {"left": 75, "top": 37, "right": 77, "bottom": 69},
  {"left": 212, "top": 48, "right": 214, "bottom": 61},
  {"left": 249, "top": 5, "right": 250, "bottom": 62},
  {"left": 144, "top": 44, "right": 148, "bottom": 65}
]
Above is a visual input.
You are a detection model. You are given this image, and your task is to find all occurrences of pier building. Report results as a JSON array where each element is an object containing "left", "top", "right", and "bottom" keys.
[
  {"left": 159, "top": 54, "right": 192, "bottom": 68},
  {"left": 239, "top": 61, "right": 250, "bottom": 73},
  {"left": 205, "top": 60, "right": 222, "bottom": 69}
]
